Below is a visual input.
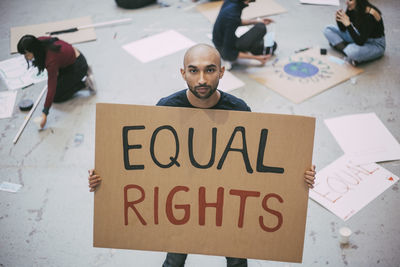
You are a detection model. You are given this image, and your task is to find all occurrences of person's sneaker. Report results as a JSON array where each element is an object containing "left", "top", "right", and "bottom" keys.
[
  {"left": 343, "top": 56, "right": 358, "bottom": 66},
  {"left": 223, "top": 60, "right": 233, "bottom": 71},
  {"left": 84, "top": 66, "right": 97, "bottom": 93},
  {"left": 265, "top": 42, "right": 278, "bottom": 55}
]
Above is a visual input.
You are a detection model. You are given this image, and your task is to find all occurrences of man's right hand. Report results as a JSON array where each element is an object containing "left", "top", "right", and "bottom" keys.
[
  {"left": 255, "top": 54, "right": 271, "bottom": 65},
  {"left": 238, "top": 52, "right": 271, "bottom": 65},
  {"left": 88, "top": 169, "right": 101, "bottom": 192},
  {"left": 260, "top": 18, "right": 274, "bottom": 25}
]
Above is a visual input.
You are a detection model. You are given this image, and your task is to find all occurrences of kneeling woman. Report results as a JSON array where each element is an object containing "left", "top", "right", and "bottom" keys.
[
  {"left": 323, "top": 0, "right": 385, "bottom": 65},
  {"left": 17, "top": 35, "right": 95, "bottom": 128}
]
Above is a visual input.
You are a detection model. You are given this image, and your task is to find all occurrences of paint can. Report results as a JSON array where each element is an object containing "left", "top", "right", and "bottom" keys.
[
  {"left": 339, "top": 227, "right": 352, "bottom": 244},
  {"left": 18, "top": 99, "right": 34, "bottom": 111}
]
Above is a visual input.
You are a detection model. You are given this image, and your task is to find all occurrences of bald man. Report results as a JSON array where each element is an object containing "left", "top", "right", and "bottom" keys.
[
  {"left": 156, "top": 44, "right": 251, "bottom": 111},
  {"left": 158, "top": 43, "right": 250, "bottom": 267},
  {"left": 88, "top": 44, "right": 316, "bottom": 267}
]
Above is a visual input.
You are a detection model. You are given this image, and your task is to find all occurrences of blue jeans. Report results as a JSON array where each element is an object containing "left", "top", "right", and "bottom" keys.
[
  {"left": 162, "top": 252, "right": 247, "bottom": 267},
  {"left": 323, "top": 24, "right": 385, "bottom": 63}
]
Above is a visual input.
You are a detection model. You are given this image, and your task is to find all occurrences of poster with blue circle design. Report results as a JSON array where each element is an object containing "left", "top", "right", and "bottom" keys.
[
  {"left": 249, "top": 48, "right": 363, "bottom": 103},
  {"left": 276, "top": 56, "right": 333, "bottom": 83}
]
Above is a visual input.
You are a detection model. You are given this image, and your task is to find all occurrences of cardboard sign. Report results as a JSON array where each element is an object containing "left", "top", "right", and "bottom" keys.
[
  {"left": 10, "top": 16, "right": 96, "bottom": 54},
  {"left": 196, "top": 0, "right": 287, "bottom": 23},
  {"left": 310, "top": 155, "right": 399, "bottom": 221},
  {"left": 249, "top": 47, "right": 363, "bottom": 103},
  {"left": 94, "top": 103, "right": 315, "bottom": 263}
]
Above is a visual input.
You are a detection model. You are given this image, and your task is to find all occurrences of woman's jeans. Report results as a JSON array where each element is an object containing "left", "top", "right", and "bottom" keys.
[{"left": 323, "top": 24, "right": 385, "bottom": 63}]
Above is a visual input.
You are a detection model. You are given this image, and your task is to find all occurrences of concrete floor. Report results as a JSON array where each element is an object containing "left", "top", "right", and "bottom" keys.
[{"left": 0, "top": 0, "right": 399, "bottom": 266}]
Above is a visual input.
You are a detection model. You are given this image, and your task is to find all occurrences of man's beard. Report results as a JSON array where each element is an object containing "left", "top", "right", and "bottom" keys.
[{"left": 189, "top": 84, "right": 218, "bottom": 100}]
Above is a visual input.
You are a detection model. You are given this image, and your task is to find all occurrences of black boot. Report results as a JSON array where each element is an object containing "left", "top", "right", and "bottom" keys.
[
  {"left": 265, "top": 42, "right": 278, "bottom": 55},
  {"left": 333, "top": 41, "right": 348, "bottom": 54}
]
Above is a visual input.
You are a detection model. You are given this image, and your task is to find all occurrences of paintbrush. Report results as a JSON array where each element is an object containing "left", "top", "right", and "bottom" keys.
[
  {"left": 294, "top": 47, "right": 311, "bottom": 53},
  {"left": 46, "top": 18, "right": 132, "bottom": 35}
]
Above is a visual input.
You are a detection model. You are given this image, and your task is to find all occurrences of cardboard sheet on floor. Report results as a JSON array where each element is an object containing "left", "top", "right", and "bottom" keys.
[
  {"left": 122, "top": 30, "right": 196, "bottom": 63},
  {"left": 299, "top": 0, "right": 339, "bottom": 6},
  {"left": 0, "top": 91, "right": 17, "bottom": 119},
  {"left": 218, "top": 71, "right": 245, "bottom": 92},
  {"left": 249, "top": 47, "right": 363, "bottom": 103},
  {"left": 0, "top": 55, "right": 47, "bottom": 90},
  {"left": 10, "top": 16, "right": 96, "bottom": 54},
  {"left": 309, "top": 155, "right": 399, "bottom": 221},
  {"left": 324, "top": 113, "right": 400, "bottom": 164},
  {"left": 196, "top": 0, "right": 287, "bottom": 23},
  {"left": 94, "top": 103, "right": 315, "bottom": 262}
]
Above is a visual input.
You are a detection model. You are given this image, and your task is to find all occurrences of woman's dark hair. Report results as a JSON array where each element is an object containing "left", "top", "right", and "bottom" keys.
[
  {"left": 354, "top": 0, "right": 382, "bottom": 26},
  {"left": 17, "top": 35, "right": 61, "bottom": 73}
]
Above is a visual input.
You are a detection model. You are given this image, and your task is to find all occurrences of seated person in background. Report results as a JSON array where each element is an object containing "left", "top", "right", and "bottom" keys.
[
  {"left": 17, "top": 35, "right": 95, "bottom": 129},
  {"left": 323, "top": 0, "right": 385, "bottom": 65},
  {"left": 212, "top": 0, "right": 277, "bottom": 66}
]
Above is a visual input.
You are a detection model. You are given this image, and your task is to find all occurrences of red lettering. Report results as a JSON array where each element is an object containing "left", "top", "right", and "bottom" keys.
[
  {"left": 124, "top": 185, "right": 286, "bottom": 231},
  {"left": 199, "top": 187, "right": 224, "bottom": 226},
  {"left": 311, "top": 182, "right": 343, "bottom": 203},
  {"left": 124, "top": 184, "right": 147, "bottom": 225},
  {"left": 259, "top": 193, "right": 283, "bottom": 232},
  {"left": 154, "top": 186, "right": 159, "bottom": 224},
  {"left": 229, "top": 189, "right": 260, "bottom": 228},
  {"left": 166, "top": 186, "right": 190, "bottom": 225}
]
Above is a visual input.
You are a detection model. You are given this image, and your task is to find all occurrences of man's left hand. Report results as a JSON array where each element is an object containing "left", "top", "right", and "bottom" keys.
[{"left": 304, "top": 165, "right": 316, "bottom": 189}]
